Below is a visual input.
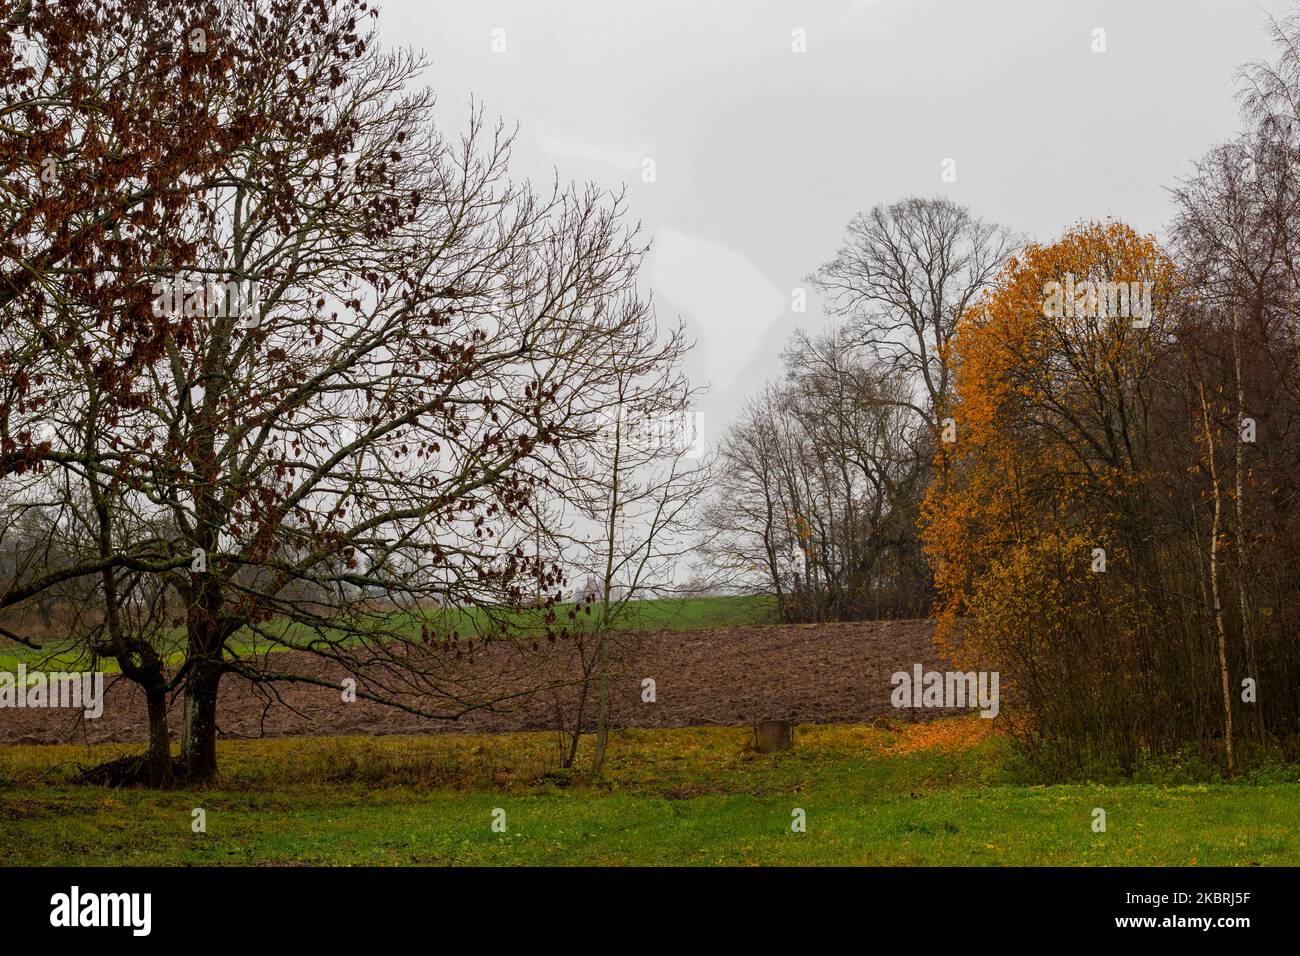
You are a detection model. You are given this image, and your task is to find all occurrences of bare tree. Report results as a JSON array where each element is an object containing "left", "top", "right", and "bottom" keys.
[
  {"left": 1167, "top": 9, "right": 1300, "bottom": 761},
  {"left": 811, "top": 197, "right": 1019, "bottom": 429},
  {"left": 531, "top": 307, "right": 712, "bottom": 773},
  {"left": 1, "top": 0, "right": 690, "bottom": 784},
  {"left": 702, "top": 198, "right": 1016, "bottom": 624},
  {"left": 702, "top": 329, "right": 924, "bottom": 622}
]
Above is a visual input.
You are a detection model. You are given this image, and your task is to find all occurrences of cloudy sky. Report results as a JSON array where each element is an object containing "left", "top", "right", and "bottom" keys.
[{"left": 377, "top": 0, "right": 1291, "bottom": 446}]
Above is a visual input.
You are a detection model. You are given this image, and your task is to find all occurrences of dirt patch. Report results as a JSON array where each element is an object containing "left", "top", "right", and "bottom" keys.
[{"left": 0, "top": 619, "right": 952, "bottom": 746}]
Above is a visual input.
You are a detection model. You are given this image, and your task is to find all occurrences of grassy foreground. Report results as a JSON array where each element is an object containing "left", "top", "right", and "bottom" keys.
[{"left": 2, "top": 719, "right": 1297, "bottom": 866}]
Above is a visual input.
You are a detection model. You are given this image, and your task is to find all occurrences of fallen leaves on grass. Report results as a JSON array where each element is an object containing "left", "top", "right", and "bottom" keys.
[{"left": 889, "top": 717, "right": 997, "bottom": 755}]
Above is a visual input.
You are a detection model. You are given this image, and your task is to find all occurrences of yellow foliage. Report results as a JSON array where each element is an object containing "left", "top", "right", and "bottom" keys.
[{"left": 922, "top": 220, "right": 1178, "bottom": 674}]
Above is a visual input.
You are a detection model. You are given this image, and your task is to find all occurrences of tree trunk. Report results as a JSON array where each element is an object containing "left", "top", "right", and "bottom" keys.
[
  {"left": 144, "top": 687, "right": 173, "bottom": 788},
  {"left": 755, "top": 719, "right": 794, "bottom": 752},
  {"left": 1232, "top": 306, "right": 1260, "bottom": 739},
  {"left": 179, "top": 665, "right": 222, "bottom": 781},
  {"left": 589, "top": 628, "right": 611, "bottom": 775},
  {"left": 562, "top": 664, "right": 591, "bottom": 769},
  {"left": 1199, "top": 383, "right": 1234, "bottom": 773},
  {"left": 590, "top": 410, "right": 621, "bottom": 778}
]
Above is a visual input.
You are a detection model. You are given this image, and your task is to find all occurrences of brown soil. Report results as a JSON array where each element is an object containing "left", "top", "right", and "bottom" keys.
[{"left": 0, "top": 619, "right": 947, "bottom": 746}]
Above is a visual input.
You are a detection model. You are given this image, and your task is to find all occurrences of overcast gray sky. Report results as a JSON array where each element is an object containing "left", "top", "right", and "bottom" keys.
[{"left": 377, "top": 0, "right": 1291, "bottom": 447}]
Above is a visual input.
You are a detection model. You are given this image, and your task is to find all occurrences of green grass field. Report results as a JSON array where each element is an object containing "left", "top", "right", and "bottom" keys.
[
  {"left": 0, "top": 594, "right": 777, "bottom": 675},
  {"left": 5, "top": 596, "right": 1292, "bottom": 867},
  {"left": 2, "top": 719, "right": 1296, "bottom": 866}
]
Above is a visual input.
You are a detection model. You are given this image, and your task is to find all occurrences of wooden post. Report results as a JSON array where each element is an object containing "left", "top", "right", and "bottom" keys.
[{"left": 754, "top": 719, "right": 794, "bottom": 752}]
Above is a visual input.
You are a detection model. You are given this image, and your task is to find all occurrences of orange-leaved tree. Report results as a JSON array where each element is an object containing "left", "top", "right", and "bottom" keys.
[{"left": 922, "top": 221, "right": 1183, "bottom": 774}]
